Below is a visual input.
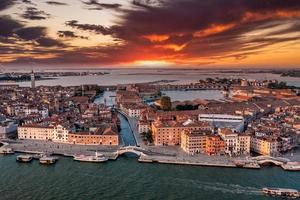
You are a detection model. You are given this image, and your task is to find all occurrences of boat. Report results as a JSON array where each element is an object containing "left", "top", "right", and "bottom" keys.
[
  {"left": 262, "top": 188, "right": 300, "bottom": 198},
  {"left": 73, "top": 152, "right": 108, "bottom": 163},
  {"left": 0, "top": 148, "right": 14, "bottom": 154},
  {"left": 39, "top": 156, "right": 58, "bottom": 165},
  {"left": 33, "top": 153, "right": 44, "bottom": 160},
  {"left": 16, "top": 155, "right": 33, "bottom": 163}
]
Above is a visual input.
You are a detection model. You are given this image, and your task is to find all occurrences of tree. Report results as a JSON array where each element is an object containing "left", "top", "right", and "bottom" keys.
[
  {"left": 141, "top": 131, "right": 153, "bottom": 144},
  {"left": 268, "top": 81, "right": 289, "bottom": 89},
  {"left": 160, "top": 96, "right": 171, "bottom": 111},
  {"left": 176, "top": 104, "right": 197, "bottom": 111}
]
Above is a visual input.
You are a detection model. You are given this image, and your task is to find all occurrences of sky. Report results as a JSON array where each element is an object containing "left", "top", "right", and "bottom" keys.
[{"left": 0, "top": 0, "right": 300, "bottom": 69}]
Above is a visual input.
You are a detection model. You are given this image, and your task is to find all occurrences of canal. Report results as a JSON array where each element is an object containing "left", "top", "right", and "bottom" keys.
[
  {"left": 118, "top": 113, "right": 137, "bottom": 146},
  {"left": 94, "top": 93, "right": 136, "bottom": 146}
]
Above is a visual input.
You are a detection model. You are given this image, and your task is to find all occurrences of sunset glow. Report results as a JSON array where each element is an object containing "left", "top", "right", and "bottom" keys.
[{"left": 0, "top": 0, "right": 299, "bottom": 68}]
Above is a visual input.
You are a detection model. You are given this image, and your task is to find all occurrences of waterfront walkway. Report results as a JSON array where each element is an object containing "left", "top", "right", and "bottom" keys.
[{"left": 3, "top": 139, "right": 300, "bottom": 170}]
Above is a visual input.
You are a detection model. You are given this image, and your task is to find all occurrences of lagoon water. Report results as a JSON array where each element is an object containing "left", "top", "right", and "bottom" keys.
[
  {"left": 0, "top": 154, "right": 299, "bottom": 200},
  {"left": 4, "top": 69, "right": 300, "bottom": 87},
  {"left": 93, "top": 90, "right": 225, "bottom": 106}
]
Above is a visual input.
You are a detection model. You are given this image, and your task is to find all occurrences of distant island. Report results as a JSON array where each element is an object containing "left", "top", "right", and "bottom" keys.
[
  {"left": 0, "top": 71, "right": 109, "bottom": 83},
  {"left": 280, "top": 70, "right": 300, "bottom": 77}
]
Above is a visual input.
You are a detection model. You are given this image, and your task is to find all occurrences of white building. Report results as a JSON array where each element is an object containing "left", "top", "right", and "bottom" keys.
[
  {"left": 120, "top": 103, "right": 146, "bottom": 118},
  {"left": 219, "top": 128, "right": 250, "bottom": 156},
  {"left": 25, "top": 108, "right": 49, "bottom": 118},
  {"left": 52, "top": 125, "right": 69, "bottom": 143},
  {"left": 138, "top": 121, "right": 150, "bottom": 134},
  {"left": 128, "top": 108, "right": 141, "bottom": 118},
  {"left": 199, "top": 114, "right": 245, "bottom": 132},
  {"left": 18, "top": 124, "right": 70, "bottom": 143}
]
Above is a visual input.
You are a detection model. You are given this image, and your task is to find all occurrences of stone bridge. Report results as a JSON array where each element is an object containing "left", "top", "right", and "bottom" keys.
[
  {"left": 253, "top": 156, "right": 290, "bottom": 166},
  {"left": 116, "top": 146, "right": 147, "bottom": 157}
]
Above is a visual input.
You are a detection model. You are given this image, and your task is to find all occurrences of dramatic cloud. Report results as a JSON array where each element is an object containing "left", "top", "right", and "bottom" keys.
[
  {"left": 65, "top": 20, "right": 113, "bottom": 35},
  {"left": 82, "top": 0, "right": 121, "bottom": 10},
  {"left": 21, "top": 0, "right": 36, "bottom": 5},
  {"left": 132, "top": 0, "right": 163, "bottom": 9},
  {"left": 1, "top": 0, "right": 300, "bottom": 67},
  {"left": 0, "top": 15, "right": 65, "bottom": 59},
  {"left": 0, "top": 15, "right": 23, "bottom": 37},
  {"left": 15, "top": 26, "right": 46, "bottom": 40},
  {"left": 0, "top": 0, "right": 16, "bottom": 11},
  {"left": 21, "top": 7, "right": 51, "bottom": 20},
  {"left": 45, "top": 1, "right": 68, "bottom": 6},
  {"left": 58, "top": 30, "right": 88, "bottom": 39},
  {"left": 36, "top": 37, "right": 65, "bottom": 47}
]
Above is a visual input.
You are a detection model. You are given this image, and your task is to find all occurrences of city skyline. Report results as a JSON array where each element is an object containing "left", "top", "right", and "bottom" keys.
[{"left": 0, "top": 0, "right": 300, "bottom": 68}]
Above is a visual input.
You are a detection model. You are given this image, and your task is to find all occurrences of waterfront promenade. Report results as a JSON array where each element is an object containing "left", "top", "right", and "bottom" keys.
[
  {"left": 3, "top": 138, "right": 300, "bottom": 171},
  {"left": 3, "top": 139, "right": 120, "bottom": 158}
]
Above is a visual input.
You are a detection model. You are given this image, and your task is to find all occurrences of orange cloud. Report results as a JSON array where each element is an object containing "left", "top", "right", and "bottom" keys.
[
  {"left": 154, "top": 43, "right": 187, "bottom": 51},
  {"left": 142, "top": 34, "right": 169, "bottom": 42},
  {"left": 242, "top": 10, "right": 300, "bottom": 22},
  {"left": 193, "top": 23, "right": 236, "bottom": 38}
]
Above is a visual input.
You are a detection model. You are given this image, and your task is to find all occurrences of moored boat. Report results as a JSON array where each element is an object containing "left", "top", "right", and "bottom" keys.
[
  {"left": 39, "top": 156, "right": 58, "bottom": 165},
  {"left": 33, "top": 153, "right": 44, "bottom": 160},
  {"left": 16, "top": 155, "right": 33, "bottom": 163},
  {"left": 73, "top": 152, "right": 108, "bottom": 163},
  {"left": 262, "top": 187, "right": 300, "bottom": 198},
  {"left": 0, "top": 148, "right": 14, "bottom": 155}
]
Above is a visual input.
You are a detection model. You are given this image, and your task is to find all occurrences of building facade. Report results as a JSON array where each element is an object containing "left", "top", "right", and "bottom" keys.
[
  {"left": 151, "top": 119, "right": 210, "bottom": 146},
  {"left": 205, "top": 135, "right": 225, "bottom": 155},
  {"left": 180, "top": 130, "right": 208, "bottom": 155},
  {"left": 18, "top": 125, "right": 54, "bottom": 140},
  {"left": 52, "top": 125, "right": 69, "bottom": 143},
  {"left": 219, "top": 128, "right": 250, "bottom": 156},
  {"left": 67, "top": 128, "right": 118, "bottom": 146},
  {"left": 251, "top": 136, "right": 279, "bottom": 156}
]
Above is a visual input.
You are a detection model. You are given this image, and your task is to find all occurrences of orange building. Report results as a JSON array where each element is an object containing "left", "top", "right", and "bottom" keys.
[
  {"left": 205, "top": 135, "right": 225, "bottom": 155},
  {"left": 180, "top": 130, "right": 210, "bottom": 155},
  {"left": 151, "top": 119, "right": 211, "bottom": 146},
  {"left": 67, "top": 126, "right": 119, "bottom": 146}
]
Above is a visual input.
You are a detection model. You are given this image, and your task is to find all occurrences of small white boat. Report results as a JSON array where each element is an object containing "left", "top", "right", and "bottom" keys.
[
  {"left": 16, "top": 155, "right": 33, "bottom": 163},
  {"left": 0, "top": 148, "right": 14, "bottom": 154},
  {"left": 39, "top": 156, "right": 58, "bottom": 165},
  {"left": 73, "top": 152, "right": 108, "bottom": 163},
  {"left": 262, "top": 187, "right": 300, "bottom": 198}
]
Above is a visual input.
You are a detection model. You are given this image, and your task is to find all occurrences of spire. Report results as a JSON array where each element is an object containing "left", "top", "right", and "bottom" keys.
[{"left": 30, "top": 70, "right": 35, "bottom": 89}]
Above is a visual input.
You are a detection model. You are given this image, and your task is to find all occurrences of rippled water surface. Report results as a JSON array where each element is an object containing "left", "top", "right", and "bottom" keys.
[{"left": 0, "top": 154, "right": 299, "bottom": 200}]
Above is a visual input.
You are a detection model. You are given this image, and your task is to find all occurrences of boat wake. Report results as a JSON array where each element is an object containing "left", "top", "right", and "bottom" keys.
[{"left": 170, "top": 178, "right": 262, "bottom": 196}]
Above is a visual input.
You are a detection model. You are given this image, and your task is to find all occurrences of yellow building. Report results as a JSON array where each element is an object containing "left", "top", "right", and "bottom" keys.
[{"left": 250, "top": 136, "right": 279, "bottom": 156}]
